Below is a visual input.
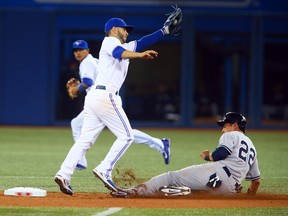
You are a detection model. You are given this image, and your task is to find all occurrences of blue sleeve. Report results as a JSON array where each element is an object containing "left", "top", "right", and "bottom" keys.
[
  {"left": 211, "top": 146, "right": 230, "bottom": 161},
  {"left": 112, "top": 46, "right": 126, "bottom": 60},
  {"left": 135, "top": 29, "right": 164, "bottom": 52},
  {"left": 82, "top": 77, "right": 94, "bottom": 87}
]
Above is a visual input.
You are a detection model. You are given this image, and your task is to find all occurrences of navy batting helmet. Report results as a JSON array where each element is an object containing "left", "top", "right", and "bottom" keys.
[{"left": 217, "top": 112, "right": 247, "bottom": 133}]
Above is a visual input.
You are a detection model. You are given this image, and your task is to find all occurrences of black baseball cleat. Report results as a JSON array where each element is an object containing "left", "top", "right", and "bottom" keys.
[
  {"left": 110, "top": 187, "right": 137, "bottom": 198},
  {"left": 110, "top": 190, "right": 128, "bottom": 198}
]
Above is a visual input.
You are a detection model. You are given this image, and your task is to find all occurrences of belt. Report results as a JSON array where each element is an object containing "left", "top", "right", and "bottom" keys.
[
  {"left": 96, "top": 85, "right": 118, "bottom": 95},
  {"left": 222, "top": 166, "right": 231, "bottom": 177}
]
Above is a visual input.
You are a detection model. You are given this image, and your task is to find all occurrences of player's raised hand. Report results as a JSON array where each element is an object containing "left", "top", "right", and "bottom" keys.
[{"left": 140, "top": 50, "right": 158, "bottom": 59}]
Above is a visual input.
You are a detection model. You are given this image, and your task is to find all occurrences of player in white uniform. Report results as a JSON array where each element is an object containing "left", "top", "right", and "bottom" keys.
[
  {"left": 68, "top": 40, "right": 99, "bottom": 169},
  {"left": 69, "top": 40, "right": 170, "bottom": 170},
  {"left": 112, "top": 112, "right": 261, "bottom": 197},
  {"left": 55, "top": 17, "right": 174, "bottom": 195}
]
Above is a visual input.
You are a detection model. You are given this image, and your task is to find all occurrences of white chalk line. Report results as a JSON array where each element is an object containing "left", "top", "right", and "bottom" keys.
[{"left": 93, "top": 207, "right": 123, "bottom": 216}]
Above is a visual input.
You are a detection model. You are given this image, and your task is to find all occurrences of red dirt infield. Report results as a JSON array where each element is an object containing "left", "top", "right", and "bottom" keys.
[{"left": 1, "top": 191, "right": 288, "bottom": 208}]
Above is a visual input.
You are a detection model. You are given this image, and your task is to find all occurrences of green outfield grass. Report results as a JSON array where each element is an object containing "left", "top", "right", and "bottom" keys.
[
  {"left": 0, "top": 206, "right": 287, "bottom": 216},
  {"left": 0, "top": 126, "right": 287, "bottom": 215}
]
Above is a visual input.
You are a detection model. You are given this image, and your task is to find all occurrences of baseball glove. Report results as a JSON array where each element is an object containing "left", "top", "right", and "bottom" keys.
[
  {"left": 66, "top": 78, "right": 80, "bottom": 99},
  {"left": 163, "top": 5, "right": 182, "bottom": 36}
]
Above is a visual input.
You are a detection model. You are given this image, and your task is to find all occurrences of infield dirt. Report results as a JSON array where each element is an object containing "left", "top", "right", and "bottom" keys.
[{"left": 1, "top": 191, "right": 287, "bottom": 208}]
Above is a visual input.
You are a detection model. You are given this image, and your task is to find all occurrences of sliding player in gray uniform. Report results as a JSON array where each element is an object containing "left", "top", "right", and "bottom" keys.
[
  {"left": 68, "top": 40, "right": 171, "bottom": 170},
  {"left": 112, "top": 112, "right": 261, "bottom": 197},
  {"left": 54, "top": 15, "right": 179, "bottom": 195}
]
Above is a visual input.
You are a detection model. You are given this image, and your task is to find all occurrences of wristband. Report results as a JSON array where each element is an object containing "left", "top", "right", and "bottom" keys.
[
  {"left": 204, "top": 155, "right": 210, "bottom": 161},
  {"left": 161, "top": 27, "right": 168, "bottom": 35},
  {"left": 77, "top": 83, "right": 85, "bottom": 92}
]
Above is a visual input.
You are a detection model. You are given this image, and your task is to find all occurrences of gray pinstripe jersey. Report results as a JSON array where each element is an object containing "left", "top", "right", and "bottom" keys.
[{"left": 218, "top": 131, "right": 260, "bottom": 183}]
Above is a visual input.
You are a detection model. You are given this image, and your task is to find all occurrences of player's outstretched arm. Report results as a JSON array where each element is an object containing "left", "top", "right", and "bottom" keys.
[{"left": 122, "top": 50, "right": 158, "bottom": 60}]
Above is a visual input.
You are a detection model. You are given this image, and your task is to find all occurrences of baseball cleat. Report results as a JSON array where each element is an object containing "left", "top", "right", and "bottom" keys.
[
  {"left": 162, "top": 138, "right": 171, "bottom": 165},
  {"left": 54, "top": 175, "right": 74, "bottom": 196},
  {"left": 76, "top": 164, "right": 87, "bottom": 170},
  {"left": 76, "top": 156, "right": 87, "bottom": 170},
  {"left": 111, "top": 187, "right": 137, "bottom": 198},
  {"left": 158, "top": 185, "right": 191, "bottom": 196},
  {"left": 110, "top": 190, "right": 128, "bottom": 198},
  {"left": 92, "top": 169, "right": 118, "bottom": 192}
]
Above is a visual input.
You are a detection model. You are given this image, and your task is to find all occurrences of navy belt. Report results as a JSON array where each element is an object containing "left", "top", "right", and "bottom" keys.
[
  {"left": 96, "top": 85, "right": 118, "bottom": 95},
  {"left": 222, "top": 166, "right": 231, "bottom": 177}
]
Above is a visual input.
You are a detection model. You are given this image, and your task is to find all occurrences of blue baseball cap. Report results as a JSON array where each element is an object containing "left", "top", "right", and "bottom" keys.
[
  {"left": 72, "top": 40, "right": 89, "bottom": 50},
  {"left": 104, "top": 18, "right": 134, "bottom": 33}
]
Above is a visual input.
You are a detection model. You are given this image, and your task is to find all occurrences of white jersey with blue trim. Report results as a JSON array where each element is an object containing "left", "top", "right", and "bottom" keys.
[
  {"left": 218, "top": 131, "right": 260, "bottom": 183},
  {"left": 79, "top": 54, "right": 99, "bottom": 93},
  {"left": 96, "top": 36, "right": 136, "bottom": 91}
]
